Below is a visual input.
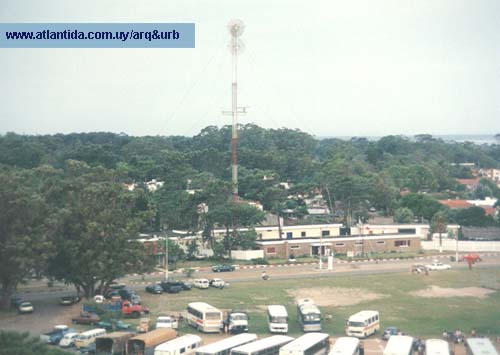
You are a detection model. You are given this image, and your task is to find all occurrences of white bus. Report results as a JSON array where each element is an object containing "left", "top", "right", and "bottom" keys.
[
  {"left": 155, "top": 334, "right": 203, "bottom": 355},
  {"left": 279, "top": 333, "right": 330, "bottom": 355},
  {"left": 231, "top": 336, "right": 294, "bottom": 355},
  {"left": 297, "top": 299, "right": 322, "bottom": 332},
  {"left": 425, "top": 339, "right": 449, "bottom": 355},
  {"left": 196, "top": 333, "right": 258, "bottom": 355},
  {"left": 345, "top": 311, "right": 380, "bottom": 338},
  {"left": 187, "top": 302, "right": 223, "bottom": 333},
  {"left": 267, "top": 305, "right": 288, "bottom": 333},
  {"left": 383, "top": 336, "right": 414, "bottom": 355},
  {"left": 329, "top": 337, "right": 360, "bottom": 355},
  {"left": 465, "top": 338, "right": 499, "bottom": 355}
]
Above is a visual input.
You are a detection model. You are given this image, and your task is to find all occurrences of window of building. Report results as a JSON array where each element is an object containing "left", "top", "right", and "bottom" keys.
[
  {"left": 301, "top": 231, "right": 306, "bottom": 237},
  {"left": 376, "top": 241, "right": 386, "bottom": 245},
  {"left": 290, "top": 245, "right": 300, "bottom": 250},
  {"left": 354, "top": 241, "right": 363, "bottom": 245},
  {"left": 321, "top": 230, "right": 330, "bottom": 236},
  {"left": 258, "top": 233, "right": 263, "bottom": 240},
  {"left": 267, "top": 247, "right": 276, "bottom": 253},
  {"left": 395, "top": 240, "right": 410, "bottom": 247},
  {"left": 335, "top": 242, "right": 345, "bottom": 247},
  {"left": 398, "top": 228, "right": 416, "bottom": 234},
  {"left": 286, "top": 232, "right": 293, "bottom": 239}
]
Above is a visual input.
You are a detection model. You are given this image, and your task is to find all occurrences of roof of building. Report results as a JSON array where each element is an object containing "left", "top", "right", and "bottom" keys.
[
  {"left": 457, "top": 178, "right": 480, "bottom": 185},
  {"left": 438, "top": 200, "right": 473, "bottom": 209}
]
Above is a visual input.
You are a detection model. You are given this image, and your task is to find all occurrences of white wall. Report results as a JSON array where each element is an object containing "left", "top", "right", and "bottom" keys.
[
  {"left": 231, "top": 250, "right": 264, "bottom": 260},
  {"left": 421, "top": 240, "right": 500, "bottom": 252}
]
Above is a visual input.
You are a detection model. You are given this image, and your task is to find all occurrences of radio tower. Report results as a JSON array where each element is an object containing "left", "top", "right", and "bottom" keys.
[{"left": 224, "top": 19, "right": 246, "bottom": 203}]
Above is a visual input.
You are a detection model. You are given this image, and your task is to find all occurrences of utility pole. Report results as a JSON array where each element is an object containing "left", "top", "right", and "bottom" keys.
[
  {"left": 164, "top": 235, "right": 169, "bottom": 281},
  {"left": 223, "top": 19, "right": 247, "bottom": 203}
]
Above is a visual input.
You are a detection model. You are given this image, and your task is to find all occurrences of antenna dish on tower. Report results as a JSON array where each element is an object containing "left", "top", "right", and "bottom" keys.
[{"left": 227, "top": 19, "right": 245, "bottom": 37}]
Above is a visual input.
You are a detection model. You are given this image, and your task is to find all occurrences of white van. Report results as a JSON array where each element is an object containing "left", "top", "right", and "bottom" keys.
[
  {"left": 329, "top": 337, "right": 360, "bottom": 355},
  {"left": 194, "top": 279, "right": 210, "bottom": 289},
  {"left": 425, "top": 339, "right": 450, "bottom": 355},
  {"left": 155, "top": 334, "right": 202, "bottom": 355},
  {"left": 345, "top": 311, "right": 380, "bottom": 338},
  {"left": 75, "top": 328, "right": 106, "bottom": 349},
  {"left": 267, "top": 305, "right": 288, "bottom": 333},
  {"left": 383, "top": 336, "right": 414, "bottom": 355}
]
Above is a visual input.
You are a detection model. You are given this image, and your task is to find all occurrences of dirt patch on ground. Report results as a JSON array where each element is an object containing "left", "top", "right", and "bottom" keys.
[
  {"left": 287, "top": 287, "right": 387, "bottom": 307},
  {"left": 411, "top": 286, "right": 495, "bottom": 298}
]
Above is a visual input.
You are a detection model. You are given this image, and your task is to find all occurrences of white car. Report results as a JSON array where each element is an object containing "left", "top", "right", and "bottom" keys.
[
  {"left": 59, "top": 332, "right": 79, "bottom": 348},
  {"left": 193, "top": 278, "right": 210, "bottom": 289},
  {"left": 18, "top": 302, "right": 34, "bottom": 314},
  {"left": 156, "top": 316, "right": 178, "bottom": 329},
  {"left": 425, "top": 261, "right": 452, "bottom": 271},
  {"left": 93, "top": 295, "right": 105, "bottom": 303},
  {"left": 210, "top": 278, "right": 227, "bottom": 289}
]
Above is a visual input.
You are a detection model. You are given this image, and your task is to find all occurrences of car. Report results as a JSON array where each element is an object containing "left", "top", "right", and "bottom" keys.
[
  {"left": 210, "top": 278, "right": 227, "bottom": 289},
  {"left": 145, "top": 284, "right": 163, "bottom": 294},
  {"left": 425, "top": 260, "right": 452, "bottom": 271},
  {"left": 93, "top": 295, "right": 105, "bottom": 304},
  {"left": 108, "top": 281, "right": 126, "bottom": 290},
  {"left": 72, "top": 312, "right": 101, "bottom": 325},
  {"left": 60, "top": 295, "right": 81, "bottom": 305},
  {"left": 130, "top": 294, "right": 141, "bottom": 305},
  {"left": 160, "top": 280, "right": 183, "bottom": 293},
  {"left": 156, "top": 316, "right": 178, "bottom": 329},
  {"left": 181, "top": 281, "right": 193, "bottom": 290},
  {"left": 59, "top": 332, "right": 79, "bottom": 348},
  {"left": 114, "top": 319, "right": 132, "bottom": 330},
  {"left": 212, "top": 264, "right": 235, "bottom": 272},
  {"left": 382, "top": 327, "right": 401, "bottom": 340},
  {"left": 10, "top": 296, "right": 24, "bottom": 309},
  {"left": 118, "top": 288, "right": 136, "bottom": 300},
  {"left": 193, "top": 278, "right": 210, "bottom": 289},
  {"left": 411, "top": 264, "right": 427, "bottom": 274},
  {"left": 79, "top": 342, "right": 96, "bottom": 355},
  {"left": 18, "top": 301, "right": 34, "bottom": 314},
  {"left": 461, "top": 253, "right": 482, "bottom": 263}
]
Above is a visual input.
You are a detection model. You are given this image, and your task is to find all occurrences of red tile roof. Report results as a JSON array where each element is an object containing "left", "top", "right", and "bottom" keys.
[
  {"left": 439, "top": 200, "right": 473, "bottom": 209},
  {"left": 457, "top": 178, "right": 480, "bottom": 186}
]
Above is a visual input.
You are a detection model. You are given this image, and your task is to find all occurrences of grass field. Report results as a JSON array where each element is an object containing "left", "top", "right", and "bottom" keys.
[{"left": 139, "top": 266, "right": 500, "bottom": 339}]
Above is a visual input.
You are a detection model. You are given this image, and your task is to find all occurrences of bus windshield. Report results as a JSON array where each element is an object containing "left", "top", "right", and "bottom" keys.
[
  {"left": 231, "top": 314, "right": 248, "bottom": 321},
  {"left": 348, "top": 321, "right": 365, "bottom": 327},
  {"left": 271, "top": 316, "right": 287, "bottom": 323},
  {"left": 206, "top": 312, "right": 221, "bottom": 320},
  {"left": 304, "top": 314, "right": 321, "bottom": 322}
]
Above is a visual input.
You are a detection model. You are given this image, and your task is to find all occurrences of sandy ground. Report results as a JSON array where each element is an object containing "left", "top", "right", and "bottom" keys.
[
  {"left": 411, "top": 286, "right": 496, "bottom": 298},
  {"left": 287, "top": 287, "right": 388, "bottom": 306}
]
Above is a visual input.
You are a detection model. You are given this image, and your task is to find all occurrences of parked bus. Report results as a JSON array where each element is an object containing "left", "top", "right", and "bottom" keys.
[
  {"left": 154, "top": 334, "right": 203, "bottom": 355},
  {"left": 187, "top": 302, "right": 223, "bottom": 333},
  {"left": 75, "top": 328, "right": 106, "bottom": 349},
  {"left": 279, "top": 333, "right": 330, "bottom": 355},
  {"left": 383, "top": 336, "right": 414, "bottom": 355},
  {"left": 196, "top": 333, "right": 258, "bottom": 355},
  {"left": 425, "top": 339, "right": 450, "bottom": 355},
  {"left": 127, "top": 328, "right": 177, "bottom": 355},
  {"left": 267, "top": 305, "right": 288, "bottom": 333},
  {"left": 329, "top": 337, "right": 360, "bottom": 355},
  {"left": 345, "top": 311, "right": 380, "bottom": 338},
  {"left": 465, "top": 338, "right": 499, "bottom": 355},
  {"left": 95, "top": 331, "right": 134, "bottom": 355},
  {"left": 296, "top": 299, "right": 322, "bottom": 332},
  {"left": 231, "top": 336, "right": 294, "bottom": 355}
]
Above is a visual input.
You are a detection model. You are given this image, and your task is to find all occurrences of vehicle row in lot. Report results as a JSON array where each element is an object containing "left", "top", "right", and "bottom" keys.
[{"left": 212, "top": 264, "right": 236, "bottom": 272}]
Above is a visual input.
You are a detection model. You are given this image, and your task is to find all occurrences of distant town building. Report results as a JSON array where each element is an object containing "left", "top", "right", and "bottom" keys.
[
  {"left": 479, "top": 168, "right": 500, "bottom": 187},
  {"left": 146, "top": 179, "right": 164, "bottom": 192},
  {"left": 439, "top": 199, "right": 498, "bottom": 217},
  {"left": 456, "top": 178, "right": 481, "bottom": 190}
]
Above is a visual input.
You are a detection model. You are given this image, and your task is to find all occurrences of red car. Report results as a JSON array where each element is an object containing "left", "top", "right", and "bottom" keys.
[
  {"left": 461, "top": 254, "right": 482, "bottom": 263},
  {"left": 72, "top": 311, "right": 100, "bottom": 325}
]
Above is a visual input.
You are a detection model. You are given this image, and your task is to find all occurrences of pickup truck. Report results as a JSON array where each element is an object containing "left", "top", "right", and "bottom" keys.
[
  {"left": 72, "top": 312, "right": 101, "bottom": 325},
  {"left": 425, "top": 261, "right": 451, "bottom": 271},
  {"left": 156, "top": 316, "right": 178, "bottom": 329},
  {"left": 222, "top": 311, "right": 249, "bottom": 334},
  {"left": 83, "top": 300, "right": 148, "bottom": 318},
  {"left": 40, "top": 325, "right": 75, "bottom": 345}
]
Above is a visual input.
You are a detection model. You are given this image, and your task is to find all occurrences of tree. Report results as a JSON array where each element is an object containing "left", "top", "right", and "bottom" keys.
[
  {"left": 431, "top": 211, "right": 448, "bottom": 252},
  {"left": 166, "top": 239, "right": 185, "bottom": 269},
  {"left": 46, "top": 161, "right": 150, "bottom": 298},
  {"left": 394, "top": 208, "right": 415, "bottom": 223},
  {"left": 451, "top": 207, "right": 497, "bottom": 227},
  {"left": 186, "top": 239, "right": 199, "bottom": 260},
  {"left": 0, "top": 167, "right": 54, "bottom": 310},
  {"left": 0, "top": 331, "right": 72, "bottom": 355},
  {"left": 399, "top": 193, "right": 445, "bottom": 222}
]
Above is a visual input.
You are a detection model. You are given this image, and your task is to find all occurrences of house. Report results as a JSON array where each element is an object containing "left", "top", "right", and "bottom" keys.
[
  {"left": 146, "top": 179, "right": 164, "bottom": 192},
  {"left": 439, "top": 199, "right": 498, "bottom": 217},
  {"left": 439, "top": 199, "right": 473, "bottom": 209},
  {"left": 461, "top": 227, "right": 500, "bottom": 241},
  {"left": 456, "top": 178, "right": 481, "bottom": 190},
  {"left": 479, "top": 169, "right": 500, "bottom": 185}
]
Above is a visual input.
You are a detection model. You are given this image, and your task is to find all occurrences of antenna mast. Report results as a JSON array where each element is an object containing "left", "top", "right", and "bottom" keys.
[{"left": 224, "top": 19, "right": 246, "bottom": 203}]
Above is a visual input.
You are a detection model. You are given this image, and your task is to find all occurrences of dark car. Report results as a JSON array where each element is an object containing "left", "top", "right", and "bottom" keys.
[
  {"left": 72, "top": 312, "right": 100, "bottom": 325},
  {"left": 10, "top": 296, "right": 24, "bottom": 309},
  {"left": 160, "top": 280, "right": 183, "bottom": 294},
  {"left": 60, "top": 295, "right": 81, "bottom": 305},
  {"left": 181, "top": 281, "right": 193, "bottom": 290},
  {"left": 79, "top": 342, "right": 96, "bottom": 355},
  {"left": 118, "top": 288, "right": 137, "bottom": 300},
  {"left": 145, "top": 284, "right": 163, "bottom": 294},
  {"left": 212, "top": 264, "right": 235, "bottom": 272},
  {"left": 382, "top": 327, "right": 401, "bottom": 340}
]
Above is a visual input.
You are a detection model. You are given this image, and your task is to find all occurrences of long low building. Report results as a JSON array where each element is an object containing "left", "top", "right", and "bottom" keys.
[{"left": 257, "top": 234, "right": 422, "bottom": 259}]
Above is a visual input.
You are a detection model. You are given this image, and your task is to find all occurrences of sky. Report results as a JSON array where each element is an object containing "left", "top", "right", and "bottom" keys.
[{"left": 0, "top": 0, "right": 499, "bottom": 138}]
